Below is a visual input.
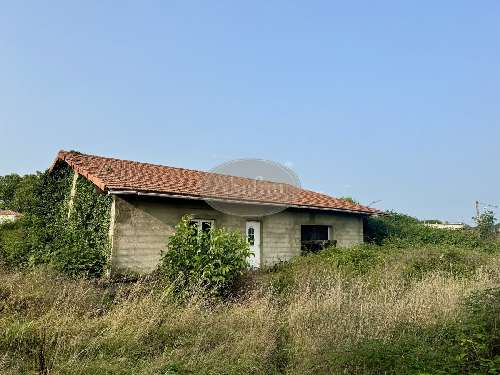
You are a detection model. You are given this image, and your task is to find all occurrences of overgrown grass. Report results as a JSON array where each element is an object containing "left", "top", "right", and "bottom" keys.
[{"left": 1, "top": 245, "right": 499, "bottom": 374}]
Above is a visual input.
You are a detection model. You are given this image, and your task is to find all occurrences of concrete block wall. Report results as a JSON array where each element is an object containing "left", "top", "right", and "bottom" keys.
[
  {"left": 261, "top": 209, "right": 364, "bottom": 265},
  {"left": 110, "top": 196, "right": 247, "bottom": 274},
  {"left": 110, "top": 195, "right": 365, "bottom": 274}
]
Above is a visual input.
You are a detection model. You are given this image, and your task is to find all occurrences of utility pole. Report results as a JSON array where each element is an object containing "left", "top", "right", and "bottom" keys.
[{"left": 475, "top": 201, "right": 499, "bottom": 219}]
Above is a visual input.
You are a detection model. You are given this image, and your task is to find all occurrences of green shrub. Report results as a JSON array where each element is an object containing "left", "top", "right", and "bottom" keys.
[
  {"left": 365, "top": 211, "right": 492, "bottom": 249},
  {"left": 364, "top": 211, "right": 419, "bottom": 245},
  {"left": 476, "top": 210, "right": 497, "bottom": 241},
  {"left": 0, "top": 220, "right": 29, "bottom": 267},
  {"left": 0, "top": 174, "right": 23, "bottom": 209},
  {"left": 0, "top": 244, "right": 498, "bottom": 374},
  {"left": 403, "top": 246, "right": 486, "bottom": 280},
  {"left": 159, "top": 215, "right": 251, "bottom": 297},
  {"left": 321, "top": 243, "right": 383, "bottom": 272}
]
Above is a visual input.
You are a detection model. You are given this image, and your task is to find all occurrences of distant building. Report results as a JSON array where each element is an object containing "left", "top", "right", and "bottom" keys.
[
  {"left": 424, "top": 222, "right": 465, "bottom": 230},
  {"left": 0, "top": 210, "right": 21, "bottom": 224}
]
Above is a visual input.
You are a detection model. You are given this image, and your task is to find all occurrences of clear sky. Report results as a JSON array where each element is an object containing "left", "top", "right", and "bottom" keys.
[{"left": 1, "top": 1, "right": 499, "bottom": 223}]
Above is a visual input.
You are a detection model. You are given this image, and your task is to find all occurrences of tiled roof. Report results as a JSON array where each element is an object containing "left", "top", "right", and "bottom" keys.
[{"left": 52, "top": 150, "right": 378, "bottom": 215}]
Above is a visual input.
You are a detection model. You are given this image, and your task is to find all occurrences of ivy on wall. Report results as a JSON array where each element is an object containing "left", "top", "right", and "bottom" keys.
[
  {"left": 0, "top": 163, "right": 112, "bottom": 277},
  {"left": 53, "top": 169, "right": 113, "bottom": 276}
]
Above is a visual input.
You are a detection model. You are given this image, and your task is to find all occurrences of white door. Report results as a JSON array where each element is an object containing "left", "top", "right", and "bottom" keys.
[{"left": 246, "top": 221, "right": 261, "bottom": 268}]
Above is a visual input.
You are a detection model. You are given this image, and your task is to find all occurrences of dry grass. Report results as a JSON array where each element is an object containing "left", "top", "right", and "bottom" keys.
[
  {"left": 0, "top": 246, "right": 499, "bottom": 374},
  {"left": 286, "top": 265, "right": 499, "bottom": 374}
]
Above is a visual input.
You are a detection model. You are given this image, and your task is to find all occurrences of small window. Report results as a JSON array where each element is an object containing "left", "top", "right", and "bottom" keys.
[
  {"left": 301, "top": 225, "right": 334, "bottom": 254},
  {"left": 247, "top": 227, "right": 255, "bottom": 245},
  {"left": 201, "top": 221, "right": 212, "bottom": 233},
  {"left": 190, "top": 219, "right": 214, "bottom": 235},
  {"left": 301, "top": 225, "right": 330, "bottom": 241}
]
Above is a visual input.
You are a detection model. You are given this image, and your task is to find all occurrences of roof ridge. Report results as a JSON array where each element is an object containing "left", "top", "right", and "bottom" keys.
[
  {"left": 53, "top": 150, "right": 379, "bottom": 214},
  {"left": 59, "top": 150, "right": 299, "bottom": 188}
]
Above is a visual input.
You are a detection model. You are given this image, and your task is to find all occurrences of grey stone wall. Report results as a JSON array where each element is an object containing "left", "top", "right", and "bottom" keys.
[
  {"left": 109, "top": 195, "right": 364, "bottom": 274},
  {"left": 261, "top": 209, "right": 364, "bottom": 265}
]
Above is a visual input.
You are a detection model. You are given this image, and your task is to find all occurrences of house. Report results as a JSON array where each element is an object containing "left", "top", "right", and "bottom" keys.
[
  {"left": 51, "top": 151, "right": 378, "bottom": 274},
  {"left": 0, "top": 210, "right": 21, "bottom": 224}
]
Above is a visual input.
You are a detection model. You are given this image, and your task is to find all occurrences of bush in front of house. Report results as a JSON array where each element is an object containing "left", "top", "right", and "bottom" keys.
[{"left": 159, "top": 215, "right": 251, "bottom": 297}]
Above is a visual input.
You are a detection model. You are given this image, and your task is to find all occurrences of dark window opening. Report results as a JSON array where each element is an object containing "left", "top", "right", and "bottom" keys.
[
  {"left": 190, "top": 219, "right": 214, "bottom": 235},
  {"left": 201, "top": 221, "right": 212, "bottom": 233},
  {"left": 301, "top": 225, "right": 329, "bottom": 241},
  {"left": 301, "top": 225, "right": 336, "bottom": 254}
]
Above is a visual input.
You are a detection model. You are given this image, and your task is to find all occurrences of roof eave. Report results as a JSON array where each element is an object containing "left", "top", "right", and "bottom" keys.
[{"left": 107, "top": 188, "right": 378, "bottom": 215}]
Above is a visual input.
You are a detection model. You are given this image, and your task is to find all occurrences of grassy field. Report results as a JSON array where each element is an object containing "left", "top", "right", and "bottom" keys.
[{"left": 1, "top": 244, "right": 499, "bottom": 374}]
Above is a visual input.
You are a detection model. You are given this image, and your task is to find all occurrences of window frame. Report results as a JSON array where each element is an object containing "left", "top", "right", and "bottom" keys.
[
  {"left": 300, "top": 225, "right": 332, "bottom": 241},
  {"left": 190, "top": 218, "right": 215, "bottom": 235}
]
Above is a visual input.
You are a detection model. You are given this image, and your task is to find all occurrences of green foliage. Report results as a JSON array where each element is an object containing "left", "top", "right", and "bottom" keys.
[
  {"left": 321, "top": 243, "right": 382, "bottom": 271},
  {"left": 402, "top": 246, "right": 491, "bottom": 280},
  {"left": 476, "top": 210, "right": 497, "bottom": 241},
  {"left": 267, "top": 243, "right": 498, "bottom": 302},
  {"left": 51, "top": 176, "right": 112, "bottom": 277},
  {"left": 456, "top": 287, "right": 500, "bottom": 373},
  {"left": 0, "top": 174, "right": 22, "bottom": 209},
  {"left": 159, "top": 215, "right": 251, "bottom": 296},
  {"left": 0, "top": 220, "right": 28, "bottom": 267},
  {"left": 364, "top": 211, "right": 495, "bottom": 249},
  {"left": 339, "top": 196, "right": 359, "bottom": 204},
  {"left": 364, "top": 211, "right": 419, "bottom": 245},
  {"left": 0, "top": 165, "right": 112, "bottom": 277},
  {"left": 0, "top": 243, "right": 499, "bottom": 374},
  {"left": 0, "top": 173, "right": 41, "bottom": 213},
  {"left": 336, "top": 287, "right": 500, "bottom": 374},
  {"left": 0, "top": 168, "right": 72, "bottom": 267}
]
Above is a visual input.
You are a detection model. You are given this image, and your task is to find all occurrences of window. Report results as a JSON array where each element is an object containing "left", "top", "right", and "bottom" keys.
[
  {"left": 190, "top": 219, "right": 214, "bottom": 235},
  {"left": 301, "top": 225, "right": 334, "bottom": 254},
  {"left": 247, "top": 227, "right": 255, "bottom": 245},
  {"left": 301, "top": 225, "right": 330, "bottom": 241}
]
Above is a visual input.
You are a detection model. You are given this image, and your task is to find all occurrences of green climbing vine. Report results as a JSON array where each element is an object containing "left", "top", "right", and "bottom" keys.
[
  {"left": 0, "top": 163, "right": 112, "bottom": 277},
  {"left": 53, "top": 169, "right": 113, "bottom": 276}
]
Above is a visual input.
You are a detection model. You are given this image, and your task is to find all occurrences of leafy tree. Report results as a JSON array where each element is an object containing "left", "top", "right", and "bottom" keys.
[
  {"left": 0, "top": 174, "right": 22, "bottom": 209},
  {"left": 160, "top": 215, "right": 251, "bottom": 297},
  {"left": 0, "top": 173, "right": 41, "bottom": 213},
  {"left": 475, "top": 211, "right": 496, "bottom": 241},
  {"left": 11, "top": 173, "right": 41, "bottom": 213}
]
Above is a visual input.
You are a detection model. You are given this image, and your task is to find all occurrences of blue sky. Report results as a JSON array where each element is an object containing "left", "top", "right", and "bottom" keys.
[{"left": 1, "top": 1, "right": 499, "bottom": 223}]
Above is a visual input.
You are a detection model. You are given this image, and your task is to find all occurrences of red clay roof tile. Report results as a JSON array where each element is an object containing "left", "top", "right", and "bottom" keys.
[{"left": 52, "top": 150, "right": 378, "bottom": 215}]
